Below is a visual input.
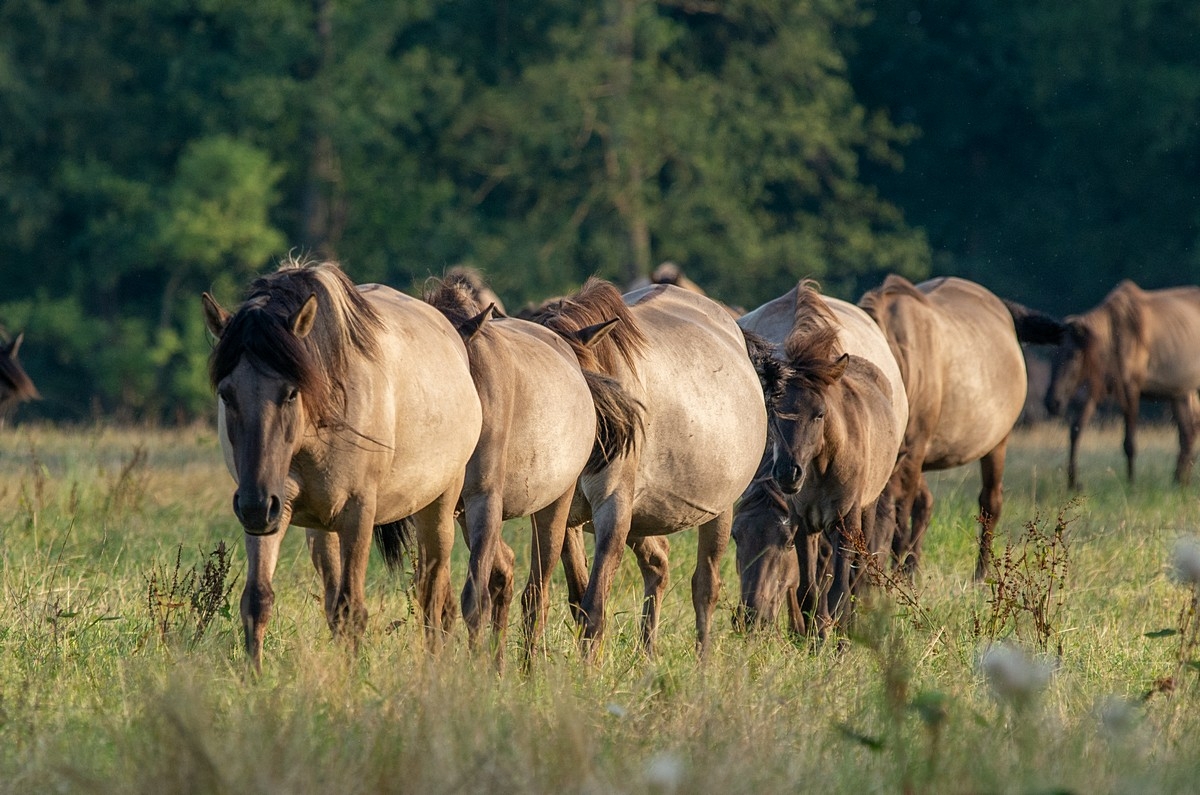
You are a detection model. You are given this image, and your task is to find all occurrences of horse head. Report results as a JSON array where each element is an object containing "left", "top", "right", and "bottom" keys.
[
  {"left": 770, "top": 351, "right": 848, "bottom": 494},
  {"left": 731, "top": 473, "right": 798, "bottom": 631},
  {"left": 204, "top": 290, "right": 319, "bottom": 535},
  {"left": 1044, "top": 319, "right": 1093, "bottom": 417}
]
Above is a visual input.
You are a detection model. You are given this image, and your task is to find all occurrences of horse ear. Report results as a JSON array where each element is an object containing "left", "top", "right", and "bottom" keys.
[
  {"left": 290, "top": 294, "right": 318, "bottom": 339},
  {"left": 7, "top": 332, "right": 23, "bottom": 358},
  {"left": 201, "top": 293, "right": 231, "bottom": 338},
  {"left": 458, "top": 303, "right": 497, "bottom": 342},
  {"left": 575, "top": 317, "right": 621, "bottom": 348},
  {"left": 829, "top": 353, "right": 850, "bottom": 381}
]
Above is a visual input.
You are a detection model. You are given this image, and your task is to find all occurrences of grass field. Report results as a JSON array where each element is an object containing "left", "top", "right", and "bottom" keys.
[{"left": 2, "top": 421, "right": 1199, "bottom": 793}]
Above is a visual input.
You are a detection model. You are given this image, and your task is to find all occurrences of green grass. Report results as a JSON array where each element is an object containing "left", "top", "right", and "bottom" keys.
[{"left": 2, "top": 421, "right": 1199, "bottom": 792}]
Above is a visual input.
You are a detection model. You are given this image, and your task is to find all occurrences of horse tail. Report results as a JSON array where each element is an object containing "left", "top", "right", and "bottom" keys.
[
  {"left": 741, "top": 328, "right": 792, "bottom": 412},
  {"left": 373, "top": 517, "right": 416, "bottom": 573},
  {"left": 1002, "top": 299, "right": 1067, "bottom": 345},
  {"left": 581, "top": 369, "right": 644, "bottom": 474}
]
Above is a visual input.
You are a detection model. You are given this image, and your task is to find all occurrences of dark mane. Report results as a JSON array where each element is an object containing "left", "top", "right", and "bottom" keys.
[
  {"left": 210, "top": 259, "right": 384, "bottom": 428},
  {"left": 424, "top": 273, "right": 488, "bottom": 331},
  {"left": 524, "top": 277, "right": 647, "bottom": 374},
  {"left": 857, "top": 273, "right": 929, "bottom": 322},
  {"left": 784, "top": 282, "right": 845, "bottom": 390},
  {"left": 1103, "top": 279, "right": 1147, "bottom": 353}
]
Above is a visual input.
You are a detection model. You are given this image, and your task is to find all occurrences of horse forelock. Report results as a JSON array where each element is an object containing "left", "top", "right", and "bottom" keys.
[
  {"left": 210, "top": 260, "right": 383, "bottom": 428},
  {"left": 783, "top": 326, "right": 846, "bottom": 391},
  {"left": 526, "top": 277, "right": 647, "bottom": 375}
]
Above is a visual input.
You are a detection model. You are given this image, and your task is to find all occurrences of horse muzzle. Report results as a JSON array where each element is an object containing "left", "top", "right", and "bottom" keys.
[
  {"left": 773, "top": 462, "right": 804, "bottom": 495},
  {"left": 233, "top": 491, "right": 284, "bottom": 535}
]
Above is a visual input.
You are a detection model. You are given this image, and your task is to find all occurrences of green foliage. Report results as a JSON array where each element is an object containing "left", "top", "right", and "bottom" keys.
[{"left": 0, "top": 0, "right": 929, "bottom": 420}]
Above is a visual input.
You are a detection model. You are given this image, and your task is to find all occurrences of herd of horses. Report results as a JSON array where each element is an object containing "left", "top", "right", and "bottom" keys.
[{"left": 4, "top": 266, "right": 1200, "bottom": 670}]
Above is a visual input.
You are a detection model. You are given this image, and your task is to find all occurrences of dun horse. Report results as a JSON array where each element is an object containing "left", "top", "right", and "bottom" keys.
[
  {"left": 419, "top": 275, "right": 640, "bottom": 667},
  {"left": 0, "top": 332, "right": 38, "bottom": 417},
  {"left": 859, "top": 274, "right": 1064, "bottom": 580},
  {"left": 734, "top": 281, "right": 907, "bottom": 634},
  {"left": 1044, "top": 280, "right": 1200, "bottom": 489},
  {"left": 202, "top": 260, "right": 482, "bottom": 670},
  {"left": 527, "top": 279, "right": 767, "bottom": 656}
]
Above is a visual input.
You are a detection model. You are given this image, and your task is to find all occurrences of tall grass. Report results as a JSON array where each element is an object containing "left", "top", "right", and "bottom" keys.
[{"left": 1, "top": 421, "right": 1199, "bottom": 792}]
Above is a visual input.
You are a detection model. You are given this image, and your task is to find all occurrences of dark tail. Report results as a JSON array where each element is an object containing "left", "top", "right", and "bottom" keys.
[
  {"left": 373, "top": 517, "right": 417, "bottom": 574},
  {"left": 741, "top": 328, "right": 792, "bottom": 412},
  {"left": 1002, "top": 299, "right": 1066, "bottom": 345},
  {"left": 581, "top": 369, "right": 644, "bottom": 474}
]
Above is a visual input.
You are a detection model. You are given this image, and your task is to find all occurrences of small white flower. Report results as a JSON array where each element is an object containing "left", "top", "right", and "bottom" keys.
[
  {"left": 643, "top": 752, "right": 685, "bottom": 794},
  {"left": 605, "top": 702, "right": 628, "bottom": 719},
  {"left": 1169, "top": 537, "right": 1200, "bottom": 586},
  {"left": 978, "top": 643, "right": 1053, "bottom": 705}
]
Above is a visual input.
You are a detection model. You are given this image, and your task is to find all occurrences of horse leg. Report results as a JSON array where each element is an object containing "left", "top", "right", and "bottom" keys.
[
  {"left": 692, "top": 509, "right": 731, "bottom": 658},
  {"left": 1067, "top": 397, "right": 1095, "bottom": 490},
  {"left": 909, "top": 474, "right": 934, "bottom": 570},
  {"left": 413, "top": 480, "right": 462, "bottom": 650},
  {"left": 560, "top": 523, "right": 590, "bottom": 624},
  {"left": 579, "top": 489, "right": 635, "bottom": 659},
  {"left": 975, "top": 435, "right": 1009, "bottom": 581},
  {"left": 459, "top": 492, "right": 504, "bottom": 651},
  {"left": 1172, "top": 392, "right": 1198, "bottom": 485},
  {"left": 793, "top": 530, "right": 819, "bottom": 637},
  {"left": 488, "top": 538, "right": 515, "bottom": 671},
  {"left": 630, "top": 535, "right": 670, "bottom": 656},
  {"left": 327, "top": 500, "right": 377, "bottom": 651},
  {"left": 1122, "top": 389, "right": 1141, "bottom": 483},
  {"left": 813, "top": 531, "right": 835, "bottom": 639},
  {"left": 521, "top": 490, "right": 573, "bottom": 669},
  {"left": 306, "top": 528, "right": 341, "bottom": 629},
  {"left": 827, "top": 511, "right": 857, "bottom": 629},
  {"left": 888, "top": 454, "right": 925, "bottom": 575},
  {"left": 241, "top": 528, "right": 287, "bottom": 674}
]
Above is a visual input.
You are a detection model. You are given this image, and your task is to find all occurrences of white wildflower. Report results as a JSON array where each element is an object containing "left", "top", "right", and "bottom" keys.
[
  {"left": 978, "top": 643, "right": 1053, "bottom": 706},
  {"left": 1168, "top": 537, "right": 1200, "bottom": 586},
  {"left": 605, "top": 702, "right": 628, "bottom": 719},
  {"left": 643, "top": 752, "right": 686, "bottom": 795}
]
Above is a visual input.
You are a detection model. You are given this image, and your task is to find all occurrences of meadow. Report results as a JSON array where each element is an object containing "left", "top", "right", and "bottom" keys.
[{"left": 1, "top": 420, "right": 1198, "bottom": 793}]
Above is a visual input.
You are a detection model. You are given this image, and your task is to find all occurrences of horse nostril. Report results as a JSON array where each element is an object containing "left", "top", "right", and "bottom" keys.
[
  {"left": 266, "top": 495, "right": 282, "bottom": 523},
  {"left": 232, "top": 493, "right": 243, "bottom": 522}
]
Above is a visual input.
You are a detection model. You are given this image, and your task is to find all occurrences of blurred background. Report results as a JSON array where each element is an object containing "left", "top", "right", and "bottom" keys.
[{"left": 1, "top": 0, "right": 1197, "bottom": 423}]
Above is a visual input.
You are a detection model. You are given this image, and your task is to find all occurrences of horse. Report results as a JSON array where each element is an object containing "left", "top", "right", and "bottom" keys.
[
  {"left": 1044, "top": 279, "right": 1200, "bottom": 489},
  {"left": 201, "top": 259, "right": 482, "bottom": 671},
  {"left": 526, "top": 279, "right": 767, "bottom": 657},
  {"left": 0, "top": 332, "right": 38, "bottom": 417},
  {"left": 734, "top": 281, "right": 907, "bottom": 635},
  {"left": 418, "top": 274, "right": 641, "bottom": 668},
  {"left": 859, "top": 274, "right": 1065, "bottom": 580}
]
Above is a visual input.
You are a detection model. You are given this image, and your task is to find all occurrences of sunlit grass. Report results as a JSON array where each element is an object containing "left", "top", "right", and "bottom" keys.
[{"left": 1, "top": 421, "right": 1199, "bottom": 792}]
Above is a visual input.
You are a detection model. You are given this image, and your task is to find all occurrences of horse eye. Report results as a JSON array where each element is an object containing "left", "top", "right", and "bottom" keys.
[
  {"left": 284, "top": 388, "right": 300, "bottom": 405},
  {"left": 218, "top": 388, "right": 236, "bottom": 409}
]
